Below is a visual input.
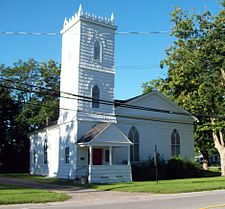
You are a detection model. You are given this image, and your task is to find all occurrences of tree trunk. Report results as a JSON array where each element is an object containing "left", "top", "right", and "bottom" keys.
[
  {"left": 212, "top": 128, "right": 225, "bottom": 176},
  {"left": 219, "top": 149, "right": 225, "bottom": 176},
  {"left": 201, "top": 151, "right": 209, "bottom": 170},
  {"left": 202, "top": 160, "right": 209, "bottom": 170}
]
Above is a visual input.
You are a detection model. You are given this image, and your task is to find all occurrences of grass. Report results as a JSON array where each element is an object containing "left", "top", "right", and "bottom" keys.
[
  {"left": 2, "top": 173, "right": 225, "bottom": 194},
  {"left": 0, "top": 183, "right": 69, "bottom": 205},
  {"left": 209, "top": 166, "right": 221, "bottom": 173},
  {"left": 88, "top": 176, "right": 225, "bottom": 194}
]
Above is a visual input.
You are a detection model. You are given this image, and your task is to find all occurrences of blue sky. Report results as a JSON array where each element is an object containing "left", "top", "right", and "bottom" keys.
[{"left": 0, "top": 0, "right": 221, "bottom": 99}]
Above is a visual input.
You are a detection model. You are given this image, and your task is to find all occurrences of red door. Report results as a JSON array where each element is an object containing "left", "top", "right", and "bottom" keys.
[{"left": 93, "top": 149, "right": 102, "bottom": 165}]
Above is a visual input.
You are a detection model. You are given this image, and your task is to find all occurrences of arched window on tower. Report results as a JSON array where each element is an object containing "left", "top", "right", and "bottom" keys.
[
  {"left": 128, "top": 126, "right": 139, "bottom": 162},
  {"left": 92, "top": 85, "right": 100, "bottom": 108},
  {"left": 171, "top": 129, "right": 180, "bottom": 157},
  {"left": 43, "top": 139, "right": 48, "bottom": 164},
  {"left": 94, "top": 41, "right": 101, "bottom": 61}
]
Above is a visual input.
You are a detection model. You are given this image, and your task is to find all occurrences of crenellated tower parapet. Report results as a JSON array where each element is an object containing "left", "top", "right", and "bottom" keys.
[{"left": 61, "top": 4, "right": 116, "bottom": 34}]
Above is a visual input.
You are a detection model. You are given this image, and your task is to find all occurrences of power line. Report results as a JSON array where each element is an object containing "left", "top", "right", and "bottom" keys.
[
  {"left": 1, "top": 77, "right": 225, "bottom": 120},
  {"left": 116, "top": 65, "right": 160, "bottom": 68},
  {"left": 0, "top": 97, "right": 194, "bottom": 126},
  {"left": 0, "top": 31, "right": 59, "bottom": 36},
  {"left": 0, "top": 77, "right": 224, "bottom": 120},
  {"left": 0, "top": 77, "right": 192, "bottom": 117},
  {"left": 0, "top": 31, "right": 169, "bottom": 36},
  {"left": 115, "top": 65, "right": 162, "bottom": 70}
]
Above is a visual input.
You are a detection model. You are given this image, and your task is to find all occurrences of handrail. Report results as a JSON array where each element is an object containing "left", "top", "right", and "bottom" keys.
[{"left": 76, "top": 165, "right": 87, "bottom": 171}]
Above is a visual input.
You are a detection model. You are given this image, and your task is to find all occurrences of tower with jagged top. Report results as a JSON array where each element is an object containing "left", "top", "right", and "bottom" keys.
[{"left": 58, "top": 5, "right": 117, "bottom": 124}]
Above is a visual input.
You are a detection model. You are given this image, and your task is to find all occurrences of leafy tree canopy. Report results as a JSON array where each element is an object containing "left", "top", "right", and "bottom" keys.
[
  {"left": 0, "top": 59, "right": 60, "bottom": 172},
  {"left": 143, "top": 2, "right": 225, "bottom": 172},
  {"left": 0, "top": 59, "right": 60, "bottom": 131}
]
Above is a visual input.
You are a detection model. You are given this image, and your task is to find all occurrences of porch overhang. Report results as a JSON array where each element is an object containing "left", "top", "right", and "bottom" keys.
[
  {"left": 77, "top": 123, "right": 132, "bottom": 146},
  {"left": 77, "top": 141, "right": 131, "bottom": 147}
]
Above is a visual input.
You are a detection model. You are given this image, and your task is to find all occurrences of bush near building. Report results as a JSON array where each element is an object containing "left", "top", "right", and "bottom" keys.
[{"left": 132, "top": 157, "right": 220, "bottom": 181}]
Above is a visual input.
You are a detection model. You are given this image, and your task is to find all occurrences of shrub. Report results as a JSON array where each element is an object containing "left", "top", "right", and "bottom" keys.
[
  {"left": 131, "top": 155, "right": 166, "bottom": 181},
  {"left": 165, "top": 157, "right": 202, "bottom": 179},
  {"left": 131, "top": 156, "right": 218, "bottom": 181}
]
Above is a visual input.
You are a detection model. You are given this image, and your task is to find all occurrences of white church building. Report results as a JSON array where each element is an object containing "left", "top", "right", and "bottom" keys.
[{"left": 30, "top": 5, "right": 195, "bottom": 183}]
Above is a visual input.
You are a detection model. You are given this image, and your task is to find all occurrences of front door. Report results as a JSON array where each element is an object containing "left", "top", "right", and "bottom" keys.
[{"left": 93, "top": 148, "right": 102, "bottom": 165}]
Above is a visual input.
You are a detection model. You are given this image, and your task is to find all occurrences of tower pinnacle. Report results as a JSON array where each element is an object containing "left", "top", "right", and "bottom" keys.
[
  {"left": 78, "top": 4, "right": 83, "bottom": 16},
  {"left": 111, "top": 12, "right": 115, "bottom": 22}
]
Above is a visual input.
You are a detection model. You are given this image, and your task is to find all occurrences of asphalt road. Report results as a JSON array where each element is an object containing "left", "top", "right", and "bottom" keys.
[
  {"left": 1, "top": 177, "right": 225, "bottom": 209},
  {"left": 1, "top": 190, "right": 225, "bottom": 209}
]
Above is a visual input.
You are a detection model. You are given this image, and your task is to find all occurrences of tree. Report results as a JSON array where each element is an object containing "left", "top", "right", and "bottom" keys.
[
  {"left": 0, "top": 59, "right": 60, "bottom": 172},
  {"left": 143, "top": 4, "right": 225, "bottom": 174},
  {"left": 1, "top": 59, "right": 60, "bottom": 130},
  {"left": 0, "top": 86, "right": 28, "bottom": 172}
]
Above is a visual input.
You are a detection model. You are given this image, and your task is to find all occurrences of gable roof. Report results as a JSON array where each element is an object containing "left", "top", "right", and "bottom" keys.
[
  {"left": 115, "top": 90, "right": 197, "bottom": 123},
  {"left": 116, "top": 91, "right": 191, "bottom": 115},
  {"left": 77, "top": 123, "right": 109, "bottom": 143},
  {"left": 77, "top": 123, "right": 132, "bottom": 146},
  {"left": 115, "top": 93, "right": 145, "bottom": 106},
  {"left": 29, "top": 120, "right": 58, "bottom": 136}
]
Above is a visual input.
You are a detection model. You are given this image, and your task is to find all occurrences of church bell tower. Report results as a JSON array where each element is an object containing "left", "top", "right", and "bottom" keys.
[{"left": 58, "top": 5, "right": 117, "bottom": 124}]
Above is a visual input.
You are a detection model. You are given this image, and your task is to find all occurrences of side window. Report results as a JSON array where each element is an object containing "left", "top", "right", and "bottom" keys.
[
  {"left": 171, "top": 129, "right": 180, "bottom": 157},
  {"left": 33, "top": 149, "right": 37, "bottom": 164},
  {"left": 92, "top": 85, "right": 100, "bottom": 108},
  {"left": 93, "top": 40, "right": 101, "bottom": 61},
  {"left": 43, "top": 139, "right": 48, "bottom": 164},
  {"left": 128, "top": 126, "right": 139, "bottom": 162},
  {"left": 65, "top": 147, "right": 70, "bottom": 164}
]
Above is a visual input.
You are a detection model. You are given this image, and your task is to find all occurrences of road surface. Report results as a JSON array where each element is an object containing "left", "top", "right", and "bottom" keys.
[{"left": 0, "top": 177, "right": 225, "bottom": 209}]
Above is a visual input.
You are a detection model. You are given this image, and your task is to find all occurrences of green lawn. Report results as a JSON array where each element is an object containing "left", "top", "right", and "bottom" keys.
[
  {"left": 88, "top": 177, "right": 225, "bottom": 194},
  {"left": 2, "top": 173, "right": 225, "bottom": 194},
  {"left": 0, "top": 183, "right": 69, "bottom": 205}
]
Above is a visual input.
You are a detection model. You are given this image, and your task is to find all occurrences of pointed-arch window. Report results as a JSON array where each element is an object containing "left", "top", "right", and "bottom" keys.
[
  {"left": 171, "top": 129, "right": 180, "bottom": 156},
  {"left": 92, "top": 85, "right": 100, "bottom": 108},
  {"left": 65, "top": 147, "right": 70, "bottom": 164},
  {"left": 94, "top": 41, "right": 101, "bottom": 61},
  {"left": 128, "top": 126, "right": 139, "bottom": 162},
  {"left": 33, "top": 149, "right": 37, "bottom": 164},
  {"left": 43, "top": 139, "right": 48, "bottom": 164}
]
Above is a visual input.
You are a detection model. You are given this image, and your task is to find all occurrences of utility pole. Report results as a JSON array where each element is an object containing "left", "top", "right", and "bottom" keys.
[{"left": 154, "top": 145, "right": 158, "bottom": 184}]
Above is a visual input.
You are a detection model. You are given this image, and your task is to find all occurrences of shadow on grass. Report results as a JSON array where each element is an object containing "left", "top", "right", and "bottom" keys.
[{"left": 86, "top": 182, "right": 136, "bottom": 191}]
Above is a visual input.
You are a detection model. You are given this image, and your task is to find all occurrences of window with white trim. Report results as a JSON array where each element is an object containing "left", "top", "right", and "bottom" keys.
[
  {"left": 94, "top": 41, "right": 101, "bottom": 61},
  {"left": 128, "top": 126, "right": 139, "bottom": 162},
  {"left": 65, "top": 147, "right": 70, "bottom": 164},
  {"left": 92, "top": 85, "right": 100, "bottom": 108},
  {"left": 171, "top": 129, "right": 180, "bottom": 156},
  {"left": 43, "top": 139, "right": 48, "bottom": 164},
  {"left": 33, "top": 149, "right": 37, "bottom": 164}
]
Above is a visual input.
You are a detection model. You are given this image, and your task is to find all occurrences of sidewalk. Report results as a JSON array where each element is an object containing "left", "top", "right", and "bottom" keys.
[
  {"left": 0, "top": 176, "right": 154, "bottom": 208},
  {"left": 0, "top": 176, "right": 92, "bottom": 193}
]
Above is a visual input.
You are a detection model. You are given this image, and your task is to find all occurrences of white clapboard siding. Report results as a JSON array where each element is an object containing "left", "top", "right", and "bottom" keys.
[
  {"left": 92, "top": 124, "right": 130, "bottom": 145},
  {"left": 116, "top": 91, "right": 195, "bottom": 123},
  {"left": 77, "top": 17, "right": 116, "bottom": 123},
  {"left": 58, "top": 20, "right": 80, "bottom": 124},
  {"left": 89, "top": 165, "right": 132, "bottom": 183},
  {"left": 117, "top": 118, "right": 194, "bottom": 161},
  {"left": 57, "top": 121, "right": 78, "bottom": 179},
  {"left": 30, "top": 125, "right": 59, "bottom": 177}
]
